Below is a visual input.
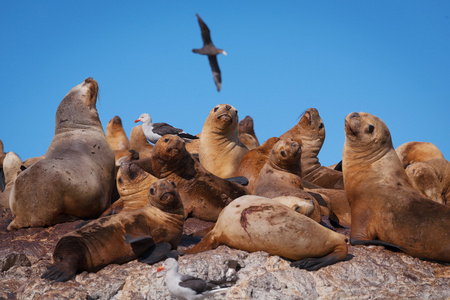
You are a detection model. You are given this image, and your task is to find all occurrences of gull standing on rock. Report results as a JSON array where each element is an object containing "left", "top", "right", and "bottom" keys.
[
  {"left": 192, "top": 13, "right": 227, "bottom": 92},
  {"left": 135, "top": 113, "right": 198, "bottom": 144},
  {"left": 157, "top": 258, "right": 229, "bottom": 300}
]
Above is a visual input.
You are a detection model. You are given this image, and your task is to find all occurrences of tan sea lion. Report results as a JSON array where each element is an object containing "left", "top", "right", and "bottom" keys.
[
  {"left": 130, "top": 125, "right": 154, "bottom": 159},
  {"left": 238, "top": 115, "right": 260, "bottom": 147},
  {"left": 235, "top": 137, "right": 280, "bottom": 194},
  {"left": 102, "top": 151, "right": 158, "bottom": 216},
  {"left": 8, "top": 78, "right": 116, "bottom": 230},
  {"left": 343, "top": 112, "right": 450, "bottom": 262},
  {"left": 184, "top": 132, "right": 201, "bottom": 156},
  {"left": 254, "top": 138, "right": 322, "bottom": 223},
  {"left": 106, "top": 115, "right": 131, "bottom": 151},
  {"left": 395, "top": 141, "right": 444, "bottom": 168},
  {"left": 405, "top": 158, "right": 450, "bottom": 205},
  {"left": 41, "top": 178, "right": 185, "bottom": 282},
  {"left": 135, "top": 134, "right": 248, "bottom": 221},
  {"left": 185, "top": 195, "right": 348, "bottom": 270},
  {"left": 199, "top": 104, "right": 248, "bottom": 178},
  {"left": 0, "top": 152, "right": 24, "bottom": 208},
  {"left": 239, "top": 133, "right": 259, "bottom": 150},
  {"left": 280, "top": 108, "right": 344, "bottom": 189},
  {"left": 23, "top": 155, "right": 45, "bottom": 168}
]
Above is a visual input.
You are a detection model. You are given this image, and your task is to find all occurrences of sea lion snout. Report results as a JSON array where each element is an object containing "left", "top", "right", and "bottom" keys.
[{"left": 345, "top": 112, "right": 361, "bottom": 136}]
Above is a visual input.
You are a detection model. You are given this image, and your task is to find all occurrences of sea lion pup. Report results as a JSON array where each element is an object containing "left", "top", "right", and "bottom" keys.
[
  {"left": 8, "top": 78, "right": 116, "bottom": 231},
  {"left": 405, "top": 158, "right": 450, "bottom": 205},
  {"left": 102, "top": 151, "right": 158, "bottom": 216},
  {"left": 135, "top": 134, "right": 248, "bottom": 222},
  {"left": 130, "top": 125, "right": 154, "bottom": 159},
  {"left": 395, "top": 141, "right": 444, "bottom": 168},
  {"left": 238, "top": 115, "right": 260, "bottom": 147},
  {"left": 0, "top": 152, "right": 24, "bottom": 208},
  {"left": 254, "top": 138, "right": 322, "bottom": 223},
  {"left": 235, "top": 137, "right": 280, "bottom": 194},
  {"left": 343, "top": 112, "right": 450, "bottom": 262},
  {"left": 41, "top": 179, "right": 185, "bottom": 282},
  {"left": 199, "top": 104, "right": 249, "bottom": 178},
  {"left": 280, "top": 108, "right": 344, "bottom": 189},
  {"left": 185, "top": 195, "right": 348, "bottom": 271}
]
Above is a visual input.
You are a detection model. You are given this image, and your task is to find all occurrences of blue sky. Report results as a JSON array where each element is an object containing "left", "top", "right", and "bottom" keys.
[{"left": 1, "top": 1, "right": 449, "bottom": 166}]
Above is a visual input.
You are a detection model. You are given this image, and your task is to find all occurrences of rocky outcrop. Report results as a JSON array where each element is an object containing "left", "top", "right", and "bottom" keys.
[{"left": 1, "top": 207, "right": 449, "bottom": 299}]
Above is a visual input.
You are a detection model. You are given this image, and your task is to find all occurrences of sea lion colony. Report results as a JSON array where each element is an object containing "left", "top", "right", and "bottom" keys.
[{"left": 0, "top": 78, "right": 448, "bottom": 284}]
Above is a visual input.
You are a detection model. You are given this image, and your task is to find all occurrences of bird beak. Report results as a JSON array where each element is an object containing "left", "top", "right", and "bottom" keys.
[
  {"left": 134, "top": 119, "right": 141, "bottom": 123},
  {"left": 222, "top": 50, "right": 228, "bottom": 56},
  {"left": 157, "top": 266, "right": 165, "bottom": 272}
]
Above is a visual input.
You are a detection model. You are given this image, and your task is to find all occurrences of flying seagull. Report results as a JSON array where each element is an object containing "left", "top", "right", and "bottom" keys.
[
  {"left": 157, "top": 258, "right": 229, "bottom": 300},
  {"left": 192, "top": 13, "right": 227, "bottom": 92},
  {"left": 134, "top": 113, "right": 198, "bottom": 144}
]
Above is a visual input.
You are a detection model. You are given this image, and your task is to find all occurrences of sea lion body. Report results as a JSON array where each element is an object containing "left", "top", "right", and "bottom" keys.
[
  {"left": 280, "top": 108, "right": 344, "bottom": 189},
  {"left": 199, "top": 104, "right": 248, "bottom": 178},
  {"left": 42, "top": 179, "right": 184, "bottom": 281},
  {"left": 343, "top": 112, "right": 450, "bottom": 262},
  {"left": 396, "top": 141, "right": 444, "bottom": 168},
  {"left": 254, "top": 138, "right": 322, "bottom": 222},
  {"left": 130, "top": 125, "right": 154, "bottom": 159},
  {"left": 186, "top": 195, "right": 348, "bottom": 270},
  {"left": 106, "top": 115, "right": 131, "bottom": 151},
  {"left": 8, "top": 78, "right": 115, "bottom": 230},
  {"left": 136, "top": 134, "right": 248, "bottom": 221},
  {"left": 0, "top": 152, "right": 23, "bottom": 208}
]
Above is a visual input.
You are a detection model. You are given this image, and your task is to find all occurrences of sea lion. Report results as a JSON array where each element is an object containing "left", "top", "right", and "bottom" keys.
[
  {"left": 106, "top": 115, "right": 131, "bottom": 151},
  {"left": 199, "top": 104, "right": 248, "bottom": 178},
  {"left": 23, "top": 155, "right": 45, "bottom": 168},
  {"left": 395, "top": 141, "right": 444, "bottom": 168},
  {"left": 0, "top": 139, "right": 6, "bottom": 167},
  {"left": 343, "top": 112, "right": 450, "bottom": 262},
  {"left": 235, "top": 137, "right": 280, "bottom": 194},
  {"left": 238, "top": 115, "right": 260, "bottom": 147},
  {"left": 102, "top": 151, "right": 158, "bottom": 216},
  {"left": 405, "top": 158, "right": 450, "bottom": 205},
  {"left": 239, "top": 133, "right": 259, "bottom": 150},
  {"left": 280, "top": 108, "right": 344, "bottom": 189},
  {"left": 130, "top": 125, "right": 154, "bottom": 159},
  {"left": 8, "top": 78, "right": 116, "bottom": 230},
  {"left": 135, "top": 134, "right": 248, "bottom": 222},
  {"left": 184, "top": 132, "right": 201, "bottom": 157},
  {"left": 254, "top": 138, "right": 322, "bottom": 223},
  {"left": 0, "top": 152, "right": 24, "bottom": 208},
  {"left": 185, "top": 195, "right": 348, "bottom": 271},
  {"left": 41, "top": 178, "right": 185, "bottom": 282}
]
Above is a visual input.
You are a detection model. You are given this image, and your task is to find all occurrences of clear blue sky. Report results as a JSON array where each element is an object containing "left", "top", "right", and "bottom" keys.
[{"left": 1, "top": 1, "right": 449, "bottom": 166}]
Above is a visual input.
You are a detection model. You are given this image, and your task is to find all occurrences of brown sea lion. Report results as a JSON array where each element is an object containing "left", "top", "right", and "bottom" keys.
[
  {"left": 395, "top": 141, "right": 444, "bottom": 168},
  {"left": 102, "top": 151, "right": 158, "bottom": 216},
  {"left": 199, "top": 104, "right": 248, "bottom": 178},
  {"left": 8, "top": 78, "right": 116, "bottom": 230},
  {"left": 280, "top": 108, "right": 344, "bottom": 189},
  {"left": 405, "top": 158, "right": 450, "bottom": 205},
  {"left": 343, "top": 112, "right": 450, "bottom": 262},
  {"left": 135, "top": 134, "right": 248, "bottom": 222},
  {"left": 130, "top": 125, "right": 154, "bottom": 159},
  {"left": 254, "top": 138, "right": 322, "bottom": 223},
  {"left": 235, "top": 137, "right": 280, "bottom": 194},
  {"left": 0, "top": 152, "right": 24, "bottom": 208},
  {"left": 239, "top": 133, "right": 259, "bottom": 150},
  {"left": 185, "top": 195, "right": 348, "bottom": 271},
  {"left": 106, "top": 115, "right": 131, "bottom": 151},
  {"left": 184, "top": 132, "right": 201, "bottom": 157},
  {"left": 238, "top": 115, "right": 260, "bottom": 147},
  {"left": 41, "top": 178, "right": 185, "bottom": 282}
]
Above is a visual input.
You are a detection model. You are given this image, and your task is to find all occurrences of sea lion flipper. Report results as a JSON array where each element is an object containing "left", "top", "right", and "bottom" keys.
[
  {"left": 138, "top": 242, "right": 172, "bottom": 264},
  {"left": 225, "top": 176, "right": 249, "bottom": 186},
  {"left": 125, "top": 234, "right": 156, "bottom": 254},
  {"left": 349, "top": 238, "right": 405, "bottom": 251},
  {"left": 41, "top": 255, "right": 78, "bottom": 282}
]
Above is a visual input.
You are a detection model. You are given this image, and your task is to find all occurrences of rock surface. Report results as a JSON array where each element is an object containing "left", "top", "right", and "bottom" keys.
[{"left": 1, "top": 207, "right": 449, "bottom": 299}]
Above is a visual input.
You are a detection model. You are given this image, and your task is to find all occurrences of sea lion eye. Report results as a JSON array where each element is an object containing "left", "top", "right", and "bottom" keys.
[
  {"left": 164, "top": 138, "right": 169, "bottom": 143},
  {"left": 367, "top": 124, "right": 374, "bottom": 134},
  {"left": 150, "top": 188, "right": 155, "bottom": 195},
  {"left": 280, "top": 151, "right": 286, "bottom": 157},
  {"left": 319, "top": 123, "right": 324, "bottom": 129},
  {"left": 214, "top": 107, "right": 219, "bottom": 112},
  {"left": 294, "top": 205, "right": 301, "bottom": 212}
]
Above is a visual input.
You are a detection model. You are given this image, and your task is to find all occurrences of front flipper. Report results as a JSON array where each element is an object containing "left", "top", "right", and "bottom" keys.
[
  {"left": 138, "top": 242, "right": 172, "bottom": 264},
  {"left": 125, "top": 234, "right": 155, "bottom": 254},
  {"left": 225, "top": 176, "right": 249, "bottom": 186},
  {"left": 291, "top": 255, "right": 340, "bottom": 271},
  {"left": 41, "top": 255, "right": 79, "bottom": 282},
  {"left": 350, "top": 238, "right": 405, "bottom": 252}
]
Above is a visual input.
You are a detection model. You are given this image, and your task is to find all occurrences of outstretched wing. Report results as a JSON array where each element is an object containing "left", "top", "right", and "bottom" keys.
[
  {"left": 196, "top": 14, "right": 212, "bottom": 45},
  {"left": 208, "top": 55, "right": 222, "bottom": 91}
]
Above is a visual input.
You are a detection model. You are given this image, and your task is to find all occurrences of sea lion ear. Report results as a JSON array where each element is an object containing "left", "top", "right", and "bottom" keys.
[
  {"left": 366, "top": 124, "right": 375, "bottom": 134},
  {"left": 150, "top": 188, "right": 155, "bottom": 195}
]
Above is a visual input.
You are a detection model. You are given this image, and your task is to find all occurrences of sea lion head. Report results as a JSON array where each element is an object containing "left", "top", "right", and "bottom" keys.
[
  {"left": 269, "top": 138, "right": 302, "bottom": 173},
  {"left": 116, "top": 150, "right": 149, "bottom": 190},
  {"left": 147, "top": 179, "right": 184, "bottom": 216},
  {"left": 344, "top": 112, "right": 392, "bottom": 151},
  {"left": 298, "top": 108, "right": 325, "bottom": 141},
  {"left": 56, "top": 77, "right": 100, "bottom": 131},
  {"left": 273, "top": 196, "right": 315, "bottom": 217},
  {"left": 207, "top": 104, "right": 239, "bottom": 133},
  {"left": 154, "top": 134, "right": 186, "bottom": 163},
  {"left": 238, "top": 116, "right": 255, "bottom": 135}
]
